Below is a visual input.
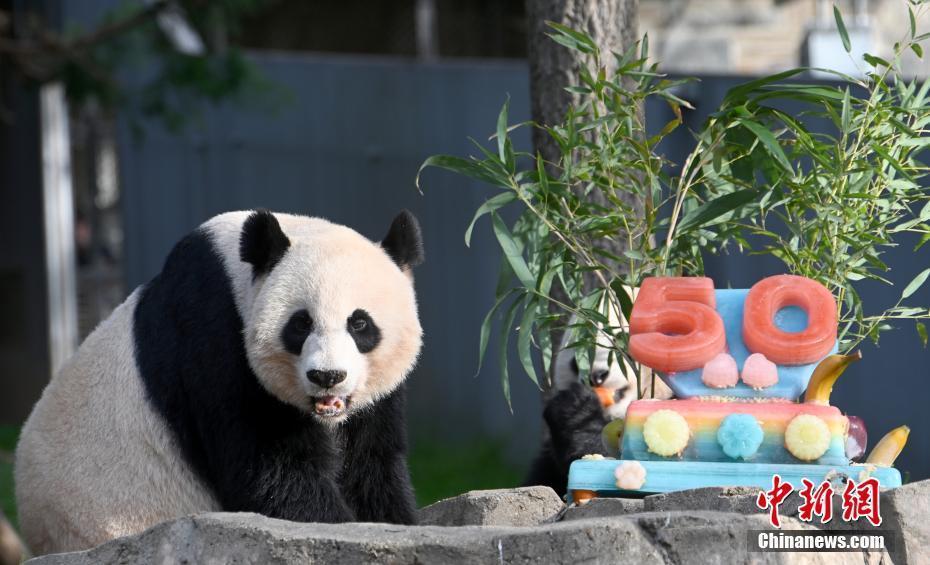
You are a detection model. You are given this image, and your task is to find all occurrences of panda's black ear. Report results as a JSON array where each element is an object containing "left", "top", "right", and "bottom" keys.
[
  {"left": 240, "top": 210, "right": 291, "bottom": 278},
  {"left": 381, "top": 210, "right": 424, "bottom": 270}
]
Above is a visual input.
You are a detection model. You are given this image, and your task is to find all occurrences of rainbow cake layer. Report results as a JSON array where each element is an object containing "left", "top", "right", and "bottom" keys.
[{"left": 621, "top": 399, "right": 848, "bottom": 465}]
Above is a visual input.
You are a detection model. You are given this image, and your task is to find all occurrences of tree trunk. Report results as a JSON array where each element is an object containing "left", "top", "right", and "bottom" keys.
[
  {"left": 527, "top": 0, "right": 639, "bottom": 169},
  {"left": 525, "top": 0, "right": 641, "bottom": 391}
]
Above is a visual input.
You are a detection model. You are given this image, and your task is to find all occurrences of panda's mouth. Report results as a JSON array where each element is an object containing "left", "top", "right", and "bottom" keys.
[{"left": 312, "top": 395, "right": 350, "bottom": 418}]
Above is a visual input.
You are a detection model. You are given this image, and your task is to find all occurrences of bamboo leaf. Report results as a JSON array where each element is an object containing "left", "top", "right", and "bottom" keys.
[
  {"left": 475, "top": 289, "right": 518, "bottom": 378},
  {"left": 834, "top": 5, "right": 851, "bottom": 53},
  {"left": 496, "top": 96, "right": 510, "bottom": 163},
  {"left": 738, "top": 119, "right": 793, "bottom": 173},
  {"left": 499, "top": 298, "right": 522, "bottom": 411},
  {"left": 677, "top": 188, "right": 762, "bottom": 233},
  {"left": 465, "top": 192, "right": 518, "bottom": 247},
  {"left": 491, "top": 212, "right": 535, "bottom": 288},
  {"left": 517, "top": 300, "right": 540, "bottom": 387},
  {"left": 416, "top": 155, "right": 506, "bottom": 189},
  {"left": 902, "top": 268, "right": 930, "bottom": 299}
]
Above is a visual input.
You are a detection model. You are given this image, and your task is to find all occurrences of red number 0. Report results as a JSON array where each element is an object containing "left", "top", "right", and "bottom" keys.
[
  {"left": 629, "top": 277, "right": 726, "bottom": 373},
  {"left": 742, "top": 274, "right": 837, "bottom": 365}
]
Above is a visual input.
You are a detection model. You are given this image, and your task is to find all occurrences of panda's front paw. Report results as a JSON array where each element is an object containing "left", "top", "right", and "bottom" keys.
[
  {"left": 543, "top": 381, "right": 609, "bottom": 466},
  {"left": 543, "top": 381, "right": 603, "bottom": 429}
]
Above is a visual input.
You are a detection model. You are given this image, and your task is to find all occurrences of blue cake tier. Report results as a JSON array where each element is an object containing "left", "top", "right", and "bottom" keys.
[
  {"left": 659, "top": 289, "right": 838, "bottom": 400},
  {"left": 567, "top": 459, "right": 902, "bottom": 498}
]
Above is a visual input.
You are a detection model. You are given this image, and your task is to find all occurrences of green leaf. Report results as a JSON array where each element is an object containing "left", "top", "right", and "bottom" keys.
[
  {"left": 737, "top": 119, "right": 793, "bottom": 173},
  {"left": 416, "top": 155, "right": 506, "bottom": 190},
  {"left": 496, "top": 96, "right": 510, "bottom": 163},
  {"left": 677, "top": 188, "right": 762, "bottom": 233},
  {"left": 517, "top": 300, "right": 540, "bottom": 387},
  {"left": 902, "top": 268, "right": 930, "bottom": 299},
  {"left": 491, "top": 212, "right": 535, "bottom": 289},
  {"left": 465, "top": 192, "right": 518, "bottom": 247},
  {"left": 545, "top": 21, "right": 597, "bottom": 54},
  {"left": 863, "top": 53, "right": 892, "bottom": 68},
  {"left": 834, "top": 5, "right": 851, "bottom": 53},
  {"left": 722, "top": 69, "right": 806, "bottom": 106},
  {"left": 475, "top": 289, "right": 518, "bottom": 378},
  {"left": 841, "top": 87, "right": 852, "bottom": 133},
  {"left": 499, "top": 298, "right": 522, "bottom": 411},
  {"left": 910, "top": 7, "right": 917, "bottom": 38},
  {"left": 917, "top": 322, "right": 928, "bottom": 347},
  {"left": 912, "top": 43, "right": 924, "bottom": 59},
  {"left": 610, "top": 279, "right": 635, "bottom": 321}
]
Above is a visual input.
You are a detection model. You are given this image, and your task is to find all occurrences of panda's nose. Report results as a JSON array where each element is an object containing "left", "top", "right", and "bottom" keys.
[
  {"left": 307, "top": 369, "right": 347, "bottom": 389},
  {"left": 590, "top": 369, "right": 610, "bottom": 386}
]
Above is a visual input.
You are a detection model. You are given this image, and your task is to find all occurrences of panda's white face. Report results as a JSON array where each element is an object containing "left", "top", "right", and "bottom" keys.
[
  {"left": 553, "top": 336, "right": 636, "bottom": 420},
  {"left": 241, "top": 213, "right": 423, "bottom": 424},
  {"left": 552, "top": 302, "right": 673, "bottom": 420}
]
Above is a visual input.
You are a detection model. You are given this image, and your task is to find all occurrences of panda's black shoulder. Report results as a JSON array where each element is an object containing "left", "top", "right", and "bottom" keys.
[{"left": 132, "top": 225, "right": 306, "bottom": 486}]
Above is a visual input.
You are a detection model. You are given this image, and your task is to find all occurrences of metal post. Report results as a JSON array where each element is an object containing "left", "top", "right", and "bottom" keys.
[{"left": 40, "top": 82, "right": 78, "bottom": 375}]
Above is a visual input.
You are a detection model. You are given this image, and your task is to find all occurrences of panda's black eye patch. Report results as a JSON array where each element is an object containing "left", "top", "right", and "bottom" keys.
[
  {"left": 570, "top": 356, "right": 579, "bottom": 375},
  {"left": 282, "top": 309, "right": 313, "bottom": 355},
  {"left": 347, "top": 309, "right": 381, "bottom": 353}
]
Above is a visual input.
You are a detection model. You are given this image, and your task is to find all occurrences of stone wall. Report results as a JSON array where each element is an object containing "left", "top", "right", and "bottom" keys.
[{"left": 29, "top": 480, "right": 930, "bottom": 564}]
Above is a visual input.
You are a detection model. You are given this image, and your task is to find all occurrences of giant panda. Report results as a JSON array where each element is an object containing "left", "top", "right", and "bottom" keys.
[
  {"left": 524, "top": 312, "right": 673, "bottom": 496},
  {"left": 15, "top": 209, "right": 425, "bottom": 555}
]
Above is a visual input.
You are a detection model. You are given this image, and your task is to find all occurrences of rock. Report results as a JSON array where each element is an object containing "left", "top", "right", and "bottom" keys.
[
  {"left": 560, "top": 497, "right": 645, "bottom": 521},
  {"left": 630, "top": 511, "right": 872, "bottom": 565},
  {"left": 880, "top": 478, "right": 930, "bottom": 565},
  {"left": 418, "top": 486, "right": 564, "bottom": 527},
  {"left": 27, "top": 512, "right": 664, "bottom": 565},
  {"left": 26, "top": 511, "right": 881, "bottom": 565},
  {"left": 645, "top": 486, "right": 766, "bottom": 515}
]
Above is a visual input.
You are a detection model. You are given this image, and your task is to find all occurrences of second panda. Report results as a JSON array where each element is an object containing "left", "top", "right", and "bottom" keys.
[{"left": 15, "top": 210, "right": 425, "bottom": 555}]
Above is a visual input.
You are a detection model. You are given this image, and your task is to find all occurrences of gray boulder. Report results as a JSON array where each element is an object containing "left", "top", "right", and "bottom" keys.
[
  {"left": 880, "top": 478, "right": 930, "bottom": 565},
  {"left": 560, "top": 497, "right": 645, "bottom": 521},
  {"left": 30, "top": 480, "right": 930, "bottom": 564},
  {"left": 27, "top": 510, "right": 875, "bottom": 565},
  {"left": 645, "top": 486, "right": 767, "bottom": 515},
  {"left": 418, "top": 486, "right": 564, "bottom": 526}
]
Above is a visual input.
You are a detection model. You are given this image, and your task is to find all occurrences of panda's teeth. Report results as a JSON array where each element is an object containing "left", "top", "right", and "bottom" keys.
[{"left": 313, "top": 395, "right": 348, "bottom": 417}]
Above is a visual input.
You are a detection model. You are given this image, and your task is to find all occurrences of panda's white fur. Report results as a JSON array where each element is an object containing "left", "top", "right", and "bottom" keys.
[
  {"left": 551, "top": 307, "right": 672, "bottom": 420},
  {"left": 15, "top": 210, "right": 424, "bottom": 555},
  {"left": 15, "top": 290, "right": 220, "bottom": 553}
]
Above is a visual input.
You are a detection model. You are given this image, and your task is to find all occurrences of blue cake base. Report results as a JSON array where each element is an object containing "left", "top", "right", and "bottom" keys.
[{"left": 567, "top": 459, "right": 902, "bottom": 500}]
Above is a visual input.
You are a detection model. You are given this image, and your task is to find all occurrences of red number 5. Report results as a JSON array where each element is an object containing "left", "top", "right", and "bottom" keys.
[{"left": 629, "top": 277, "right": 726, "bottom": 373}]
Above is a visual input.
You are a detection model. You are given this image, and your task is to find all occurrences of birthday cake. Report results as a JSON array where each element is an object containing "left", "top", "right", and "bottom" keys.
[{"left": 566, "top": 275, "right": 908, "bottom": 501}]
